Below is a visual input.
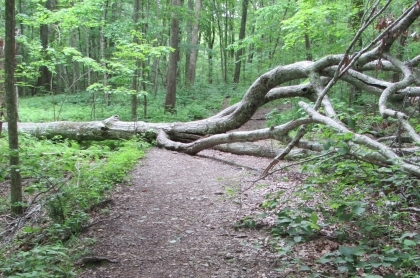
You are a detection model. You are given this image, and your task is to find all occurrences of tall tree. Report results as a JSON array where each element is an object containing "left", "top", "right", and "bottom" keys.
[
  {"left": 36, "top": 0, "right": 54, "bottom": 94},
  {"left": 131, "top": 0, "right": 141, "bottom": 120},
  {"left": 165, "top": 0, "right": 181, "bottom": 112},
  {"left": 202, "top": 2, "right": 215, "bottom": 84},
  {"left": 233, "top": 0, "right": 249, "bottom": 83},
  {"left": 6, "top": 0, "right": 23, "bottom": 215},
  {"left": 101, "top": 0, "right": 110, "bottom": 106},
  {"left": 0, "top": 38, "right": 5, "bottom": 134},
  {"left": 186, "top": 0, "right": 202, "bottom": 86}
]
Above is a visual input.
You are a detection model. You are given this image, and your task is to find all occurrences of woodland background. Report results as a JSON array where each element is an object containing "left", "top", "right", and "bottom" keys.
[{"left": 1, "top": 0, "right": 420, "bottom": 277}]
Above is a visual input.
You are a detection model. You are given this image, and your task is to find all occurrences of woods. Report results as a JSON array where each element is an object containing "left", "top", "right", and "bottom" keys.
[
  {"left": 1, "top": 0, "right": 420, "bottom": 277},
  {"left": 3, "top": 1, "right": 420, "bottom": 178}
]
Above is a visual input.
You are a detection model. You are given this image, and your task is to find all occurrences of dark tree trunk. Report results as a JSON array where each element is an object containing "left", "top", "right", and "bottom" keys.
[
  {"left": 165, "top": 0, "right": 181, "bottom": 112},
  {"left": 233, "top": 0, "right": 249, "bottom": 83},
  {"left": 36, "top": 0, "right": 54, "bottom": 94}
]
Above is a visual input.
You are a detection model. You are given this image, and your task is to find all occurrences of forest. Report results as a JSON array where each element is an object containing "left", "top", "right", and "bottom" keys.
[{"left": 1, "top": 0, "right": 420, "bottom": 277}]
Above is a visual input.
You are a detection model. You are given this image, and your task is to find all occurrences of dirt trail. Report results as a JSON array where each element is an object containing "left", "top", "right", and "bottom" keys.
[{"left": 78, "top": 147, "right": 292, "bottom": 278}]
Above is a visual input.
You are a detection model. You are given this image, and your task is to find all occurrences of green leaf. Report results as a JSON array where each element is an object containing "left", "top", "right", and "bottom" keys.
[
  {"left": 403, "top": 239, "right": 417, "bottom": 247},
  {"left": 294, "top": 236, "right": 302, "bottom": 242},
  {"left": 339, "top": 246, "right": 359, "bottom": 257},
  {"left": 351, "top": 204, "right": 365, "bottom": 215},
  {"left": 300, "top": 265, "right": 310, "bottom": 271},
  {"left": 338, "top": 213, "right": 353, "bottom": 222},
  {"left": 323, "top": 140, "right": 332, "bottom": 150},
  {"left": 311, "top": 212, "right": 318, "bottom": 224},
  {"left": 398, "top": 232, "right": 417, "bottom": 241},
  {"left": 337, "top": 144, "right": 350, "bottom": 155},
  {"left": 319, "top": 256, "right": 332, "bottom": 264}
]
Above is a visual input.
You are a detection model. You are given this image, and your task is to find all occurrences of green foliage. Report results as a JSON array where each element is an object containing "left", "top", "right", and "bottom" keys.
[
  {"left": 18, "top": 82, "right": 245, "bottom": 122},
  {"left": 237, "top": 133, "right": 420, "bottom": 276},
  {"left": 266, "top": 100, "right": 305, "bottom": 126},
  {"left": 0, "top": 244, "right": 75, "bottom": 278},
  {"left": 0, "top": 134, "right": 149, "bottom": 277},
  {"left": 281, "top": 1, "right": 353, "bottom": 55},
  {"left": 271, "top": 208, "right": 321, "bottom": 241}
]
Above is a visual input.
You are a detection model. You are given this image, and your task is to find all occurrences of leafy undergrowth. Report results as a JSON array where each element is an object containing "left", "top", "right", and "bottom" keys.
[
  {"left": 0, "top": 134, "right": 149, "bottom": 277},
  {"left": 18, "top": 82, "right": 247, "bottom": 123},
  {"left": 236, "top": 123, "right": 420, "bottom": 277}
]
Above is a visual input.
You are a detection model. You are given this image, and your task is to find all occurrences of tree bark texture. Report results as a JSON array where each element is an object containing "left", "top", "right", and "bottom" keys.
[
  {"left": 186, "top": 0, "right": 202, "bottom": 87},
  {"left": 131, "top": 0, "right": 141, "bottom": 120},
  {"left": 0, "top": 37, "right": 5, "bottom": 132},
  {"left": 233, "top": 0, "right": 249, "bottom": 83},
  {"left": 165, "top": 0, "right": 181, "bottom": 112},
  {"left": 5, "top": 0, "right": 23, "bottom": 215},
  {"left": 36, "top": 0, "right": 54, "bottom": 94},
  {"left": 4, "top": 3, "right": 420, "bottom": 178}
]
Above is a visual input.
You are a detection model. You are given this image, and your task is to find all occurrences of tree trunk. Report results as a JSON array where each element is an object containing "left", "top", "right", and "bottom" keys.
[
  {"left": 186, "top": 0, "right": 201, "bottom": 87},
  {"left": 184, "top": 0, "right": 194, "bottom": 85},
  {"left": 5, "top": 0, "right": 23, "bottom": 215},
  {"left": 36, "top": 0, "right": 54, "bottom": 94},
  {"left": 0, "top": 37, "right": 5, "bottom": 133},
  {"left": 233, "top": 0, "right": 249, "bottom": 83},
  {"left": 131, "top": 0, "right": 141, "bottom": 120},
  {"left": 101, "top": 0, "right": 110, "bottom": 106},
  {"left": 165, "top": 0, "right": 181, "bottom": 113},
  {"left": 204, "top": 11, "right": 215, "bottom": 84},
  {"left": 4, "top": 2, "right": 420, "bottom": 180},
  {"left": 213, "top": 0, "right": 226, "bottom": 83}
]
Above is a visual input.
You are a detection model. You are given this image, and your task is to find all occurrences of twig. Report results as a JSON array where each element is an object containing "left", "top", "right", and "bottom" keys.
[
  {"left": 243, "top": 151, "right": 335, "bottom": 193},
  {"left": 400, "top": 207, "right": 420, "bottom": 213}
]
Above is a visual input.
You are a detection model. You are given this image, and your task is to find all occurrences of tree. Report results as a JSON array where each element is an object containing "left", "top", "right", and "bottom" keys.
[
  {"left": 131, "top": 0, "right": 141, "bottom": 120},
  {"left": 233, "top": 0, "right": 249, "bottom": 83},
  {"left": 36, "top": 0, "right": 55, "bottom": 94},
  {"left": 5, "top": 2, "right": 420, "bottom": 179},
  {"left": 5, "top": 0, "right": 23, "bottom": 215},
  {"left": 165, "top": 0, "right": 181, "bottom": 112},
  {"left": 0, "top": 37, "right": 5, "bottom": 134},
  {"left": 186, "top": 0, "right": 202, "bottom": 87}
]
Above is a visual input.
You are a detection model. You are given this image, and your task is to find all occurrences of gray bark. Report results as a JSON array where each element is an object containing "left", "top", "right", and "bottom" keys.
[
  {"left": 4, "top": 2, "right": 420, "bottom": 178},
  {"left": 165, "top": 0, "right": 181, "bottom": 112},
  {"left": 6, "top": 0, "right": 23, "bottom": 215}
]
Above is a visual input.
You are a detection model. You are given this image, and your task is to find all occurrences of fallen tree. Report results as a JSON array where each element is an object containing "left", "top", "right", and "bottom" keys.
[{"left": 3, "top": 2, "right": 420, "bottom": 177}]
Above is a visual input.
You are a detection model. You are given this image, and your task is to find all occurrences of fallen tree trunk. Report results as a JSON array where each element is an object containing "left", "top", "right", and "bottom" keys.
[{"left": 3, "top": 2, "right": 420, "bottom": 177}]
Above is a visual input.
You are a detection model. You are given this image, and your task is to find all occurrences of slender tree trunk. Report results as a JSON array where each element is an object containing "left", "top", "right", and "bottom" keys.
[
  {"left": 186, "top": 0, "right": 201, "bottom": 87},
  {"left": 165, "top": 0, "right": 181, "bottom": 112},
  {"left": 0, "top": 38, "right": 5, "bottom": 131},
  {"left": 223, "top": 0, "right": 228, "bottom": 83},
  {"left": 349, "top": 0, "right": 364, "bottom": 106},
  {"left": 131, "top": 0, "right": 141, "bottom": 120},
  {"left": 184, "top": 0, "right": 194, "bottom": 84},
  {"left": 6, "top": 0, "right": 23, "bottom": 215},
  {"left": 204, "top": 13, "right": 215, "bottom": 84},
  {"left": 141, "top": 0, "right": 149, "bottom": 118},
  {"left": 213, "top": 0, "right": 226, "bottom": 83},
  {"left": 304, "top": 32, "right": 312, "bottom": 61},
  {"left": 37, "top": 0, "right": 54, "bottom": 94},
  {"left": 101, "top": 1, "right": 110, "bottom": 106},
  {"left": 153, "top": 57, "right": 160, "bottom": 96},
  {"left": 233, "top": 0, "right": 248, "bottom": 83},
  {"left": 71, "top": 33, "right": 79, "bottom": 94}
]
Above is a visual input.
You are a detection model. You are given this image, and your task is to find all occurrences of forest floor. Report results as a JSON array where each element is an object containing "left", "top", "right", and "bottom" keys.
[{"left": 77, "top": 107, "right": 334, "bottom": 278}]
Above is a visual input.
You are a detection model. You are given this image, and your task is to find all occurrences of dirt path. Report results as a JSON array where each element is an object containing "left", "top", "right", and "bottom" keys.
[{"left": 78, "top": 147, "right": 295, "bottom": 278}]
